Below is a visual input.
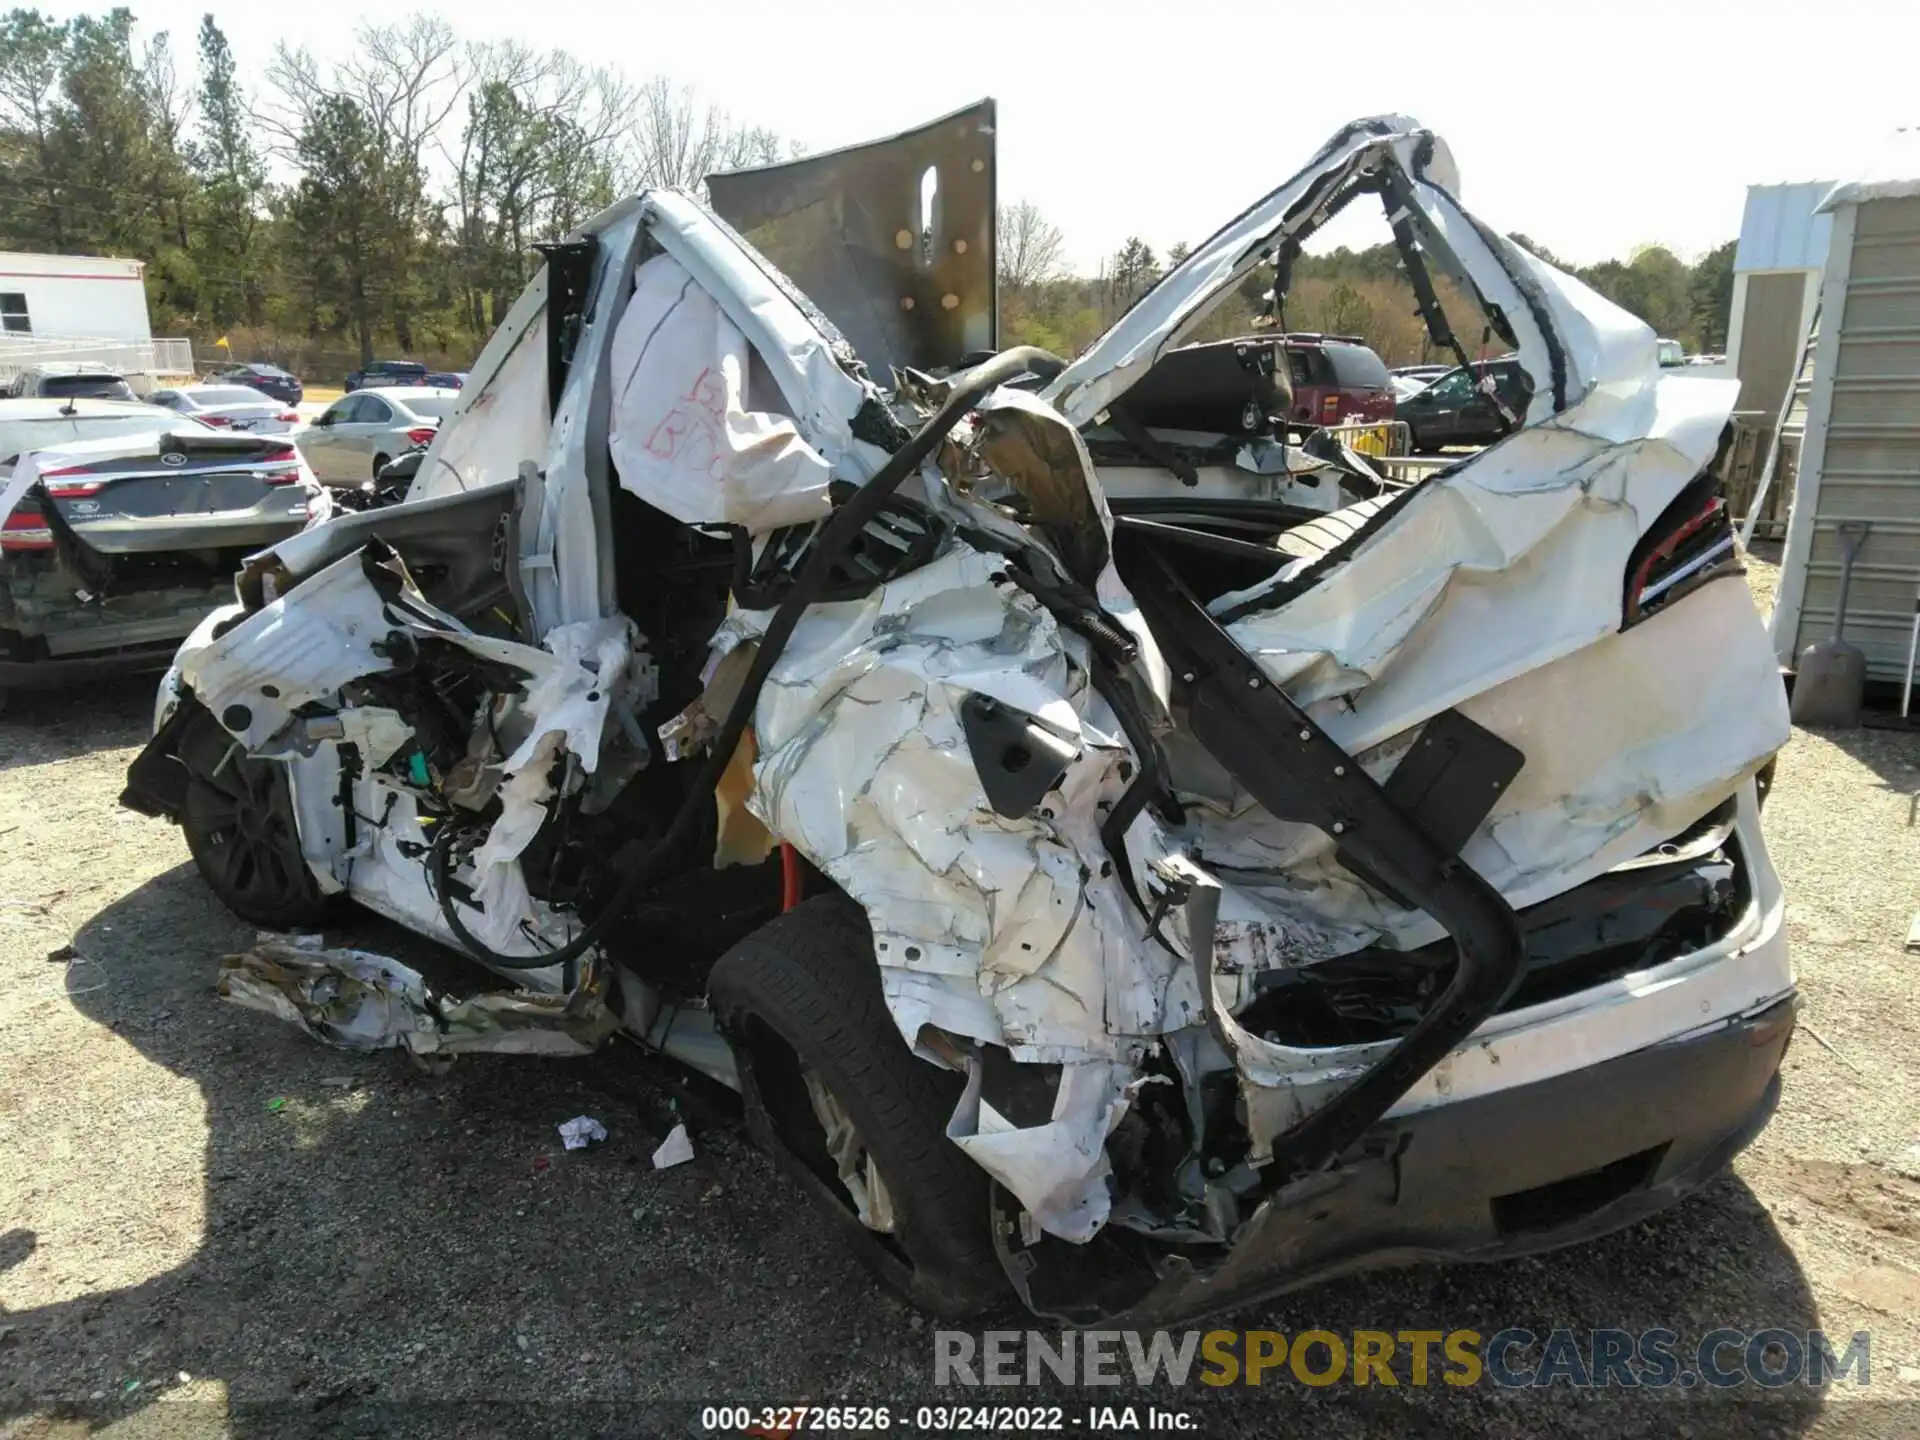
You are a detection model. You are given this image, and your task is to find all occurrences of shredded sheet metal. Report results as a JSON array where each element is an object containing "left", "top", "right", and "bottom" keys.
[
  {"left": 165, "top": 118, "right": 1800, "bottom": 1250},
  {"left": 183, "top": 557, "right": 649, "bottom": 960},
  {"left": 217, "top": 939, "right": 617, "bottom": 1056},
  {"left": 720, "top": 120, "right": 1794, "bottom": 1238}
]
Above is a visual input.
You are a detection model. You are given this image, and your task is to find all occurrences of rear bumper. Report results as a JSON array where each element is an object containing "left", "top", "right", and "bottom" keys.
[
  {"left": 1118, "top": 993, "right": 1796, "bottom": 1325},
  {"left": 73, "top": 512, "right": 312, "bottom": 554},
  {"left": 0, "top": 640, "right": 182, "bottom": 689}
]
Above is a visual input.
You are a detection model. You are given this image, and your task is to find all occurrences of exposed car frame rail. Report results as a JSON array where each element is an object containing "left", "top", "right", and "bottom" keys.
[{"left": 1128, "top": 551, "right": 1528, "bottom": 1186}]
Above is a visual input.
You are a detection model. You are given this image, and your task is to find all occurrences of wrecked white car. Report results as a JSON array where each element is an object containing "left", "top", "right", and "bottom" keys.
[{"left": 122, "top": 110, "right": 1794, "bottom": 1324}]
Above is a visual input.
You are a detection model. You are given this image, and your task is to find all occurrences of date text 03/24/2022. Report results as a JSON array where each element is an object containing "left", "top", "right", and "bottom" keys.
[{"left": 699, "top": 1405, "right": 1195, "bottom": 1432}]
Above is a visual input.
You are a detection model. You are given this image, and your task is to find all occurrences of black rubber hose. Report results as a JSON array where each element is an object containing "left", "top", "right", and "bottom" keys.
[{"left": 435, "top": 345, "right": 1069, "bottom": 968}]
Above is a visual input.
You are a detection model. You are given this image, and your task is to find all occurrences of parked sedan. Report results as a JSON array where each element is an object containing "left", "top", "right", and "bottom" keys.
[
  {"left": 206, "top": 362, "right": 304, "bottom": 407},
  {"left": 149, "top": 384, "right": 302, "bottom": 434},
  {"left": 1396, "top": 357, "right": 1534, "bottom": 451},
  {"left": 295, "top": 386, "right": 458, "bottom": 486},
  {"left": 0, "top": 401, "right": 324, "bottom": 702}
]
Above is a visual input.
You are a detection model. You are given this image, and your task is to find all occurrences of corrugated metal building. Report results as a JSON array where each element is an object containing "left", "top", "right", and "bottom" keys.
[
  {"left": 1727, "top": 184, "right": 1832, "bottom": 421},
  {"left": 1771, "top": 134, "right": 1920, "bottom": 680}
]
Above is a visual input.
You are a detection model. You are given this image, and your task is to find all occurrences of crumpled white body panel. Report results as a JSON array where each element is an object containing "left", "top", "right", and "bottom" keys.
[
  {"left": 725, "top": 543, "right": 1199, "bottom": 1237},
  {"left": 151, "top": 121, "right": 1797, "bottom": 1255},
  {"left": 179, "top": 553, "right": 646, "bottom": 964},
  {"left": 1196, "top": 376, "right": 1790, "bottom": 953},
  {"left": 715, "top": 121, "right": 1792, "bottom": 1239}
]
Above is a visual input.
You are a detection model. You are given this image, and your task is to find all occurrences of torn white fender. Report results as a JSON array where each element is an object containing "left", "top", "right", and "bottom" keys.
[
  {"left": 731, "top": 527, "right": 1197, "bottom": 1235},
  {"left": 462, "top": 617, "right": 646, "bottom": 953},
  {"left": 946, "top": 1057, "right": 1138, "bottom": 1242},
  {"left": 186, "top": 552, "right": 651, "bottom": 961}
]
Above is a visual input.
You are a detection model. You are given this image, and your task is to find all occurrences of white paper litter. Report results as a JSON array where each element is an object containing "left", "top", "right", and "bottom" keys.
[
  {"left": 650, "top": 1122, "right": 694, "bottom": 1169},
  {"left": 558, "top": 1115, "right": 608, "bottom": 1150}
]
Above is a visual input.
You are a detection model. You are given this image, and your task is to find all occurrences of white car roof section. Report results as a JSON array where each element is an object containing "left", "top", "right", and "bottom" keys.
[{"left": 1042, "top": 117, "right": 1659, "bottom": 438}]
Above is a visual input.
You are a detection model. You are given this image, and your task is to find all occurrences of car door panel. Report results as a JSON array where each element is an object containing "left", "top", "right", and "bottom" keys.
[
  {"left": 302, "top": 401, "right": 355, "bottom": 481},
  {"left": 350, "top": 397, "right": 393, "bottom": 473}
]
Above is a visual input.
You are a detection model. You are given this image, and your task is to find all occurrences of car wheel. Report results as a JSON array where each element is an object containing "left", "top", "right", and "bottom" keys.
[
  {"left": 179, "top": 713, "right": 334, "bottom": 930},
  {"left": 709, "top": 895, "right": 1008, "bottom": 1318}
]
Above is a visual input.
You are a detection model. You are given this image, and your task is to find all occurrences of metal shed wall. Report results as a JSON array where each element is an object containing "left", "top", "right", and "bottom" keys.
[{"left": 1775, "top": 194, "right": 1920, "bottom": 679}]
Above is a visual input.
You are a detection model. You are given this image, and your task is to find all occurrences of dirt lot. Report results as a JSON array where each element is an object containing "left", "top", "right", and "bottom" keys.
[{"left": 4, "top": 557, "right": 1920, "bottom": 1438}]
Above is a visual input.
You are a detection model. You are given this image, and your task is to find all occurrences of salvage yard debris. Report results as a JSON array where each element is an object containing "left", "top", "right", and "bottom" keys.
[
  {"left": 217, "top": 938, "right": 618, "bottom": 1057},
  {"left": 651, "top": 1123, "right": 695, "bottom": 1170},
  {"left": 558, "top": 1115, "right": 608, "bottom": 1150},
  {"left": 113, "top": 109, "right": 1798, "bottom": 1327}
]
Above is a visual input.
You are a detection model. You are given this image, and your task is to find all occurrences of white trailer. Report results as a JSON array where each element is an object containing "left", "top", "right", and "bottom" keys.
[{"left": 0, "top": 251, "right": 192, "bottom": 390}]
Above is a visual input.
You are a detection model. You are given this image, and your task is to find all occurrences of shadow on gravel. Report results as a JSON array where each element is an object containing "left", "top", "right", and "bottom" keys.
[
  {"left": 1811, "top": 723, "right": 1920, "bottom": 803},
  {"left": 0, "top": 674, "right": 156, "bottom": 775},
  {"left": 0, "top": 863, "right": 1844, "bottom": 1440}
]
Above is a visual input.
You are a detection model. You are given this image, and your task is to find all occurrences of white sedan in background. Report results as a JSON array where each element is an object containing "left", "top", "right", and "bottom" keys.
[
  {"left": 148, "top": 384, "right": 303, "bottom": 435},
  {"left": 295, "top": 386, "right": 459, "bottom": 486}
]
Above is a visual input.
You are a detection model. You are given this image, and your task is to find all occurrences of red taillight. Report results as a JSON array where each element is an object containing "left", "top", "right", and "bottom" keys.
[
  {"left": 37, "top": 464, "right": 105, "bottom": 497},
  {"left": 201, "top": 415, "right": 232, "bottom": 428},
  {"left": 405, "top": 426, "right": 435, "bottom": 446},
  {"left": 44, "top": 478, "right": 106, "bottom": 498},
  {"left": 1320, "top": 393, "right": 1342, "bottom": 420},
  {"left": 2, "top": 510, "right": 52, "bottom": 551},
  {"left": 264, "top": 446, "right": 297, "bottom": 462},
  {"left": 260, "top": 466, "right": 302, "bottom": 486},
  {"left": 278, "top": 411, "right": 299, "bottom": 423}
]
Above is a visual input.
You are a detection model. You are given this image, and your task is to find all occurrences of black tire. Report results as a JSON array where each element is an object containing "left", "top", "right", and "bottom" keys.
[
  {"left": 371, "top": 452, "right": 391, "bottom": 482},
  {"left": 178, "top": 713, "right": 334, "bottom": 930},
  {"left": 709, "top": 895, "right": 1008, "bottom": 1318}
]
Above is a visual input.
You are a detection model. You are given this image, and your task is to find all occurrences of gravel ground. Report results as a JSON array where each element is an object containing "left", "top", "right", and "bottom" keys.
[{"left": 4, "top": 569, "right": 1920, "bottom": 1439}]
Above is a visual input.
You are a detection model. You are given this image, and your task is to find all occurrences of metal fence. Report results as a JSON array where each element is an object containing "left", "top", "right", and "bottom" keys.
[
  {"left": 0, "top": 333, "right": 196, "bottom": 388},
  {"left": 1317, "top": 419, "right": 1445, "bottom": 486}
]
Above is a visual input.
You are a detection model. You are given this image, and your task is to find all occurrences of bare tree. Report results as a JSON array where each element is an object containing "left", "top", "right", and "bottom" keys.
[
  {"left": 447, "top": 41, "right": 634, "bottom": 326},
  {"left": 345, "top": 17, "right": 463, "bottom": 159},
  {"left": 997, "top": 200, "right": 1065, "bottom": 292},
  {"left": 141, "top": 30, "right": 193, "bottom": 151},
  {"left": 625, "top": 75, "right": 787, "bottom": 194},
  {"left": 260, "top": 17, "right": 462, "bottom": 159}
]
